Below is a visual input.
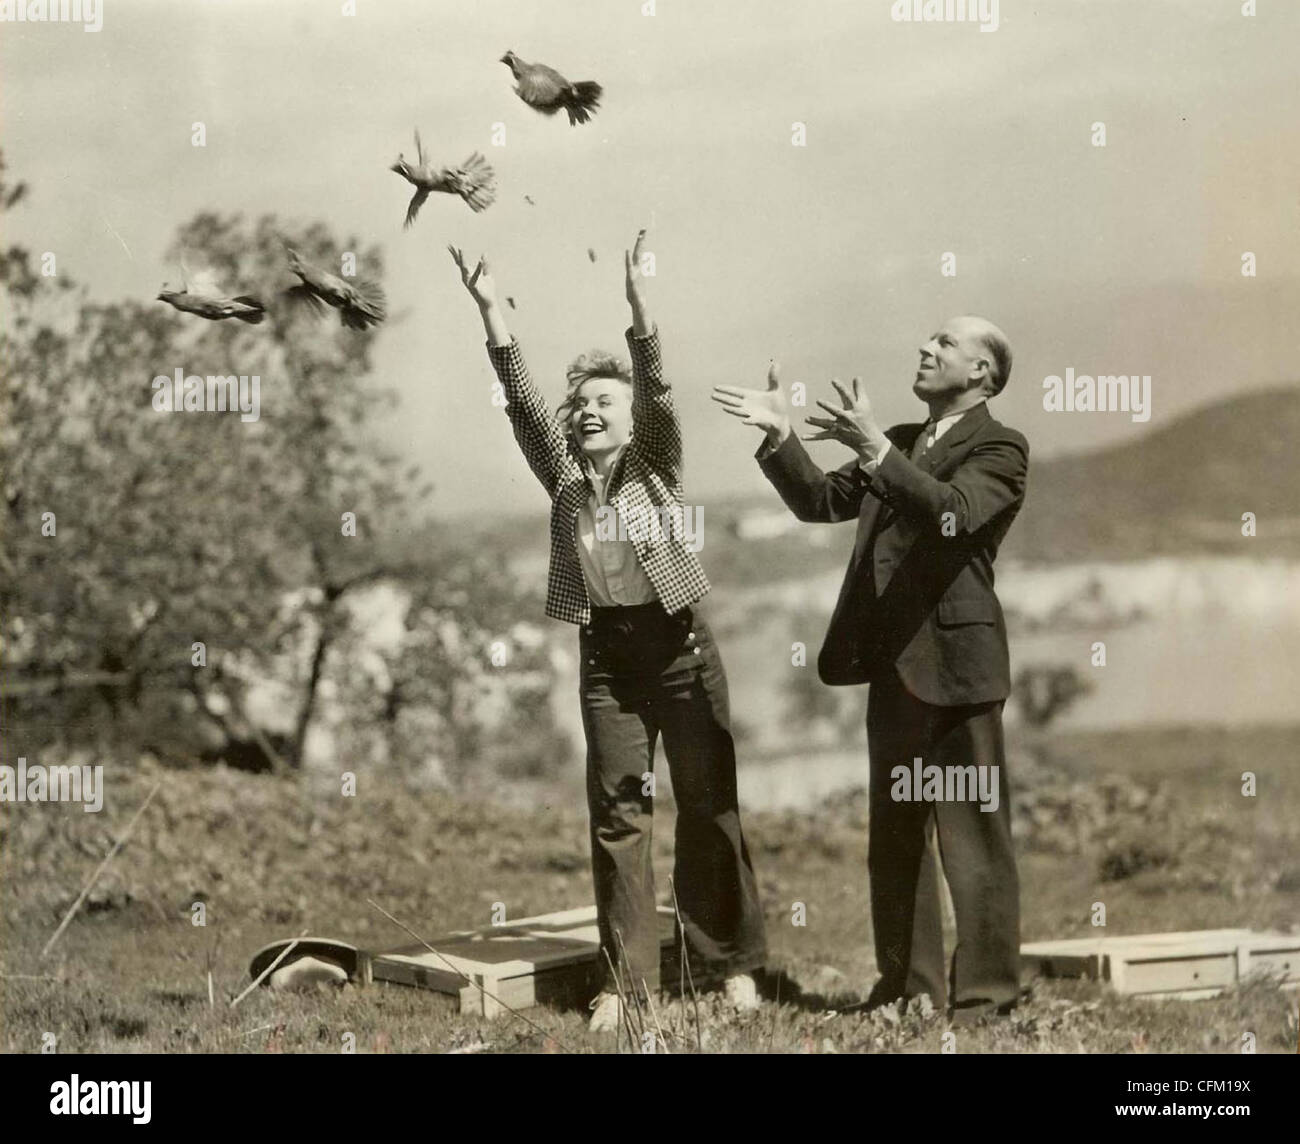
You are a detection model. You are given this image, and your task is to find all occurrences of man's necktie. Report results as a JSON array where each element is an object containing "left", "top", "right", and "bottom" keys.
[{"left": 911, "top": 421, "right": 936, "bottom": 461}]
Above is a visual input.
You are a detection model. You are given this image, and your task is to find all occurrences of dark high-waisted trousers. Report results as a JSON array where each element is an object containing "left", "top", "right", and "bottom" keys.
[{"left": 578, "top": 600, "right": 767, "bottom": 994}]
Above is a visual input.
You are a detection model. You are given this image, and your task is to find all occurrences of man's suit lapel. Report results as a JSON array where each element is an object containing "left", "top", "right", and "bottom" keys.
[
  {"left": 850, "top": 423, "right": 924, "bottom": 567},
  {"left": 916, "top": 402, "right": 989, "bottom": 474},
  {"left": 899, "top": 423, "right": 927, "bottom": 459},
  {"left": 853, "top": 406, "right": 990, "bottom": 573}
]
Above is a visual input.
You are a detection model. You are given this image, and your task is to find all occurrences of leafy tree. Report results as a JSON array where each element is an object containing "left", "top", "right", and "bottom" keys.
[{"left": 1, "top": 156, "right": 568, "bottom": 781}]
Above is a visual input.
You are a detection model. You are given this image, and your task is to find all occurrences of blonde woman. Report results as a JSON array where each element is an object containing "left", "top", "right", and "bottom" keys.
[{"left": 449, "top": 232, "right": 766, "bottom": 1033}]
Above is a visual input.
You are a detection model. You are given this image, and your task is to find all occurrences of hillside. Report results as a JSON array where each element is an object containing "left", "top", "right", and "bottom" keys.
[
  {"left": 429, "top": 387, "right": 1300, "bottom": 582},
  {"left": 1005, "top": 386, "right": 1300, "bottom": 561}
]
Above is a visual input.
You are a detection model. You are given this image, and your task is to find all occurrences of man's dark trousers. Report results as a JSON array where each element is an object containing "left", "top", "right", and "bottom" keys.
[
  {"left": 755, "top": 401, "right": 1030, "bottom": 1014},
  {"left": 866, "top": 668, "right": 1019, "bottom": 1011}
]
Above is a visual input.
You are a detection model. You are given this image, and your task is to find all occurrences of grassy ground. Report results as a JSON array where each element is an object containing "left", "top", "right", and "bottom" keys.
[{"left": 1, "top": 724, "right": 1297, "bottom": 1054}]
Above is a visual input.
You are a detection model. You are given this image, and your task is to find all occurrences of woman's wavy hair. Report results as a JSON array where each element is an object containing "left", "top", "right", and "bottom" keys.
[{"left": 555, "top": 349, "right": 633, "bottom": 443}]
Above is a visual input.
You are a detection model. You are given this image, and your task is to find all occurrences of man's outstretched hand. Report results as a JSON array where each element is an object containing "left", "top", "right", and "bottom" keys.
[
  {"left": 804, "top": 377, "right": 888, "bottom": 462},
  {"left": 711, "top": 363, "right": 792, "bottom": 445}
]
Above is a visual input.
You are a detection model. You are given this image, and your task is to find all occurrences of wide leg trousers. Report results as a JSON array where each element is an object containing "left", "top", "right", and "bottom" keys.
[
  {"left": 579, "top": 601, "right": 767, "bottom": 995},
  {"left": 865, "top": 669, "right": 1021, "bottom": 1011}
]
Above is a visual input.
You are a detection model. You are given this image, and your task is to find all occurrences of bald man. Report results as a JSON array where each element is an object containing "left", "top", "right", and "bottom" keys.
[{"left": 713, "top": 317, "right": 1027, "bottom": 1021}]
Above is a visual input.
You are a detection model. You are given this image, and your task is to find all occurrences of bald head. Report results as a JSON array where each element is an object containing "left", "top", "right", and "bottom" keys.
[
  {"left": 913, "top": 316, "right": 1014, "bottom": 415},
  {"left": 954, "top": 315, "right": 1013, "bottom": 395}
]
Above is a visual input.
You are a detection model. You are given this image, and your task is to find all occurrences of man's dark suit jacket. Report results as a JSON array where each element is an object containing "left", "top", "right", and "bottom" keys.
[{"left": 757, "top": 402, "right": 1028, "bottom": 707}]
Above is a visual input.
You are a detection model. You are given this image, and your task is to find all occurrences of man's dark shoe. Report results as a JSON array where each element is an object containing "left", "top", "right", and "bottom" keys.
[
  {"left": 840, "top": 980, "right": 904, "bottom": 1014},
  {"left": 839, "top": 983, "right": 940, "bottom": 1017},
  {"left": 947, "top": 998, "right": 1017, "bottom": 1027}
]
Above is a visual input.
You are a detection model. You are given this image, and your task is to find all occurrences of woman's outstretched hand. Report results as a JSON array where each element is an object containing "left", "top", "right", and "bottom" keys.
[
  {"left": 625, "top": 229, "right": 648, "bottom": 306},
  {"left": 625, "top": 228, "right": 652, "bottom": 336},
  {"left": 449, "top": 245, "right": 510, "bottom": 346},
  {"left": 448, "top": 245, "right": 498, "bottom": 310}
]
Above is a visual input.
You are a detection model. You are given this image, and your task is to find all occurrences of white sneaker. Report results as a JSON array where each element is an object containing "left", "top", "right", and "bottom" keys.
[
  {"left": 725, "top": 973, "right": 760, "bottom": 1012},
  {"left": 588, "top": 991, "right": 624, "bottom": 1034}
]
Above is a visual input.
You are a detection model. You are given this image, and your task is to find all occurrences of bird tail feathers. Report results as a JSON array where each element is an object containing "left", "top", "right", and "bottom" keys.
[
  {"left": 344, "top": 280, "right": 387, "bottom": 330},
  {"left": 459, "top": 152, "right": 497, "bottom": 213},
  {"left": 232, "top": 295, "right": 267, "bottom": 324},
  {"left": 283, "top": 283, "right": 326, "bottom": 316},
  {"left": 565, "top": 81, "right": 602, "bottom": 126}
]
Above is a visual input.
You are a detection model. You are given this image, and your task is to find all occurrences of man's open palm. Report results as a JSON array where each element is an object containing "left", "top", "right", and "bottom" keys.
[{"left": 712, "top": 364, "right": 791, "bottom": 438}]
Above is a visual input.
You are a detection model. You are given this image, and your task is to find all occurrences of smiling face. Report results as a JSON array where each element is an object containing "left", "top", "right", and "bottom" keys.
[
  {"left": 913, "top": 316, "right": 1002, "bottom": 406},
  {"left": 569, "top": 376, "right": 634, "bottom": 459}
]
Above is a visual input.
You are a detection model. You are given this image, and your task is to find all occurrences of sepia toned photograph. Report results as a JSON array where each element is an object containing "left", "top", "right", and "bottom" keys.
[{"left": 0, "top": 0, "right": 1296, "bottom": 1123}]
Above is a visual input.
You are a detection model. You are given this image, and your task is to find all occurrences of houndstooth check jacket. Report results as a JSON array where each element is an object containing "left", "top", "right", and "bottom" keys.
[{"left": 486, "top": 326, "right": 711, "bottom": 625}]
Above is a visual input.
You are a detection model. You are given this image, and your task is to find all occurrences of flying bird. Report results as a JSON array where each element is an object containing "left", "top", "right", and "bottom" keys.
[
  {"left": 523, "top": 194, "right": 536, "bottom": 206},
  {"left": 587, "top": 247, "right": 597, "bottom": 263},
  {"left": 282, "top": 246, "right": 385, "bottom": 331},
  {"left": 390, "top": 131, "right": 497, "bottom": 226},
  {"left": 506, "top": 296, "right": 517, "bottom": 310},
  {"left": 500, "top": 50, "right": 602, "bottom": 126},
  {"left": 157, "top": 265, "right": 265, "bottom": 324}
]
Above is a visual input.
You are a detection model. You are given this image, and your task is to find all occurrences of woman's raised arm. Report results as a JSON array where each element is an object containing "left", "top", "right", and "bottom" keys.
[{"left": 449, "top": 246, "right": 570, "bottom": 497}]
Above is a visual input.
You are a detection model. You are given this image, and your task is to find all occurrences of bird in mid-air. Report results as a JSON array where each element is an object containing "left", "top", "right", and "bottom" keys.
[
  {"left": 523, "top": 194, "right": 536, "bottom": 206},
  {"left": 157, "top": 265, "right": 265, "bottom": 324},
  {"left": 282, "top": 246, "right": 386, "bottom": 331},
  {"left": 390, "top": 131, "right": 497, "bottom": 226},
  {"left": 506, "top": 296, "right": 517, "bottom": 310},
  {"left": 500, "top": 50, "right": 602, "bottom": 126},
  {"left": 587, "top": 247, "right": 597, "bottom": 263}
]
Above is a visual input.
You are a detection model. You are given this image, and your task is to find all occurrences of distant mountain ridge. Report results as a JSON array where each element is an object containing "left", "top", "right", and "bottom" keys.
[
  {"left": 1005, "top": 386, "right": 1300, "bottom": 561},
  {"left": 434, "top": 387, "right": 1300, "bottom": 578}
]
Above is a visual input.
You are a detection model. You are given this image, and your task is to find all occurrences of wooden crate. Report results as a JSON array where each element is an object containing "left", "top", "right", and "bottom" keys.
[
  {"left": 1021, "top": 929, "right": 1300, "bottom": 999},
  {"left": 248, "top": 906, "right": 680, "bottom": 1017},
  {"left": 374, "top": 905, "right": 678, "bottom": 1016}
]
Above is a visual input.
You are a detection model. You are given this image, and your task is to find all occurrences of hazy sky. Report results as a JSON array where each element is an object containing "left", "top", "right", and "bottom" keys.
[{"left": 3, "top": 0, "right": 1298, "bottom": 517}]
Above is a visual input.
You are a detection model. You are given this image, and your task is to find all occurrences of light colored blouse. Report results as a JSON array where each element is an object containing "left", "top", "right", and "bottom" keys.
[{"left": 573, "top": 452, "right": 658, "bottom": 606}]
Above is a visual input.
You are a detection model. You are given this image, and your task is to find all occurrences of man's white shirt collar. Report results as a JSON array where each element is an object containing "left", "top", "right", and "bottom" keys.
[
  {"left": 857, "top": 397, "right": 987, "bottom": 476},
  {"left": 927, "top": 398, "right": 987, "bottom": 443}
]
